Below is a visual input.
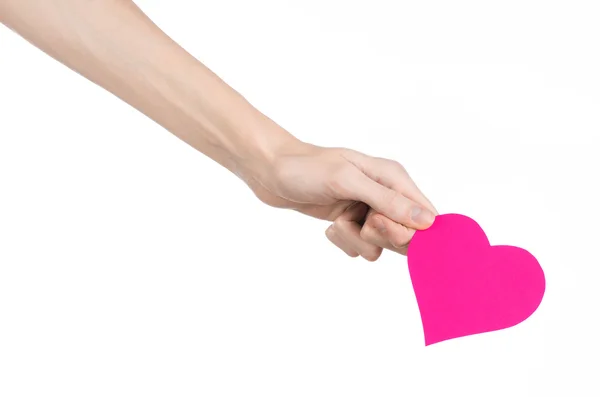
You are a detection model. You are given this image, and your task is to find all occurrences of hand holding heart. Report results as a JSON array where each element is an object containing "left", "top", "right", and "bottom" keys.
[{"left": 248, "top": 143, "right": 545, "bottom": 345}]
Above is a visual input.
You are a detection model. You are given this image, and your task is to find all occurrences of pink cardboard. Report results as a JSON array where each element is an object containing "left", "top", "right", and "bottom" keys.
[{"left": 407, "top": 214, "right": 545, "bottom": 345}]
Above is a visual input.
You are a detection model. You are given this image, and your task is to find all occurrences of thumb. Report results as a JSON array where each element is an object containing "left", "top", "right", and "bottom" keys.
[{"left": 337, "top": 168, "right": 436, "bottom": 230}]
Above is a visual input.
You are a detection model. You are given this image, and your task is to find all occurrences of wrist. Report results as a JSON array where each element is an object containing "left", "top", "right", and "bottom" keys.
[{"left": 228, "top": 109, "right": 305, "bottom": 186}]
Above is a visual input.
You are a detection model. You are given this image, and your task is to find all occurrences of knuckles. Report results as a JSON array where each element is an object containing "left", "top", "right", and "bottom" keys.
[{"left": 361, "top": 250, "right": 382, "bottom": 262}]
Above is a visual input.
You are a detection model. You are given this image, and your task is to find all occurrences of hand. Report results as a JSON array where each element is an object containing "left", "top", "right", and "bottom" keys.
[{"left": 246, "top": 142, "right": 438, "bottom": 260}]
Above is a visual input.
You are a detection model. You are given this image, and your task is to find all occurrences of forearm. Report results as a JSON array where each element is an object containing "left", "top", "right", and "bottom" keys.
[{"left": 0, "top": 0, "right": 298, "bottom": 180}]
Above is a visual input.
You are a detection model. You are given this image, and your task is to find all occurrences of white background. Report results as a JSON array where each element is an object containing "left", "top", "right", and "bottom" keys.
[{"left": 1, "top": 1, "right": 599, "bottom": 396}]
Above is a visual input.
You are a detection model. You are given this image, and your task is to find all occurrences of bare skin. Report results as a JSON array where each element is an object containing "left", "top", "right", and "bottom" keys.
[{"left": 0, "top": 0, "right": 437, "bottom": 260}]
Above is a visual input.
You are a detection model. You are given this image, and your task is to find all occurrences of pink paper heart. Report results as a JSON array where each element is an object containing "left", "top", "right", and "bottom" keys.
[{"left": 407, "top": 214, "right": 545, "bottom": 345}]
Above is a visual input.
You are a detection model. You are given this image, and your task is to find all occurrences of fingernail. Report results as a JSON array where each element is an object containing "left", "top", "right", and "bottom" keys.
[
  {"left": 411, "top": 207, "right": 435, "bottom": 225},
  {"left": 373, "top": 217, "right": 386, "bottom": 233}
]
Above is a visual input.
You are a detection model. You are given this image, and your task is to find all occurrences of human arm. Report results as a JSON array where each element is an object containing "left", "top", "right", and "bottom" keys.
[
  {"left": 0, "top": 0, "right": 292, "bottom": 182},
  {"left": 0, "top": 0, "right": 437, "bottom": 259}
]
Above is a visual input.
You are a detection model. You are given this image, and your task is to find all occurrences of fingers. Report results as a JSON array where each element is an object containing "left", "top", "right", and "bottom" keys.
[
  {"left": 326, "top": 150, "right": 438, "bottom": 259},
  {"left": 358, "top": 157, "right": 437, "bottom": 252},
  {"left": 342, "top": 151, "right": 438, "bottom": 216},
  {"left": 399, "top": 173, "right": 438, "bottom": 216},
  {"left": 325, "top": 226, "right": 359, "bottom": 257},
  {"left": 325, "top": 202, "right": 383, "bottom": 261},
  {"left": 338, "top": 168, "right": 435, "bottom": 231},
  {"left": 364, "top": 156, "right": 438, "bottom": 216},
  {"left": 360, "top": 209, "right": 415, "bottom": 256}
]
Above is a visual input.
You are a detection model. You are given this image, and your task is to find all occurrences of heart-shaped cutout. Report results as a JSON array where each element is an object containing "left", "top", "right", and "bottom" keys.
[{"left": 407, "top": 214, "right": 545, "bottom": 345}]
